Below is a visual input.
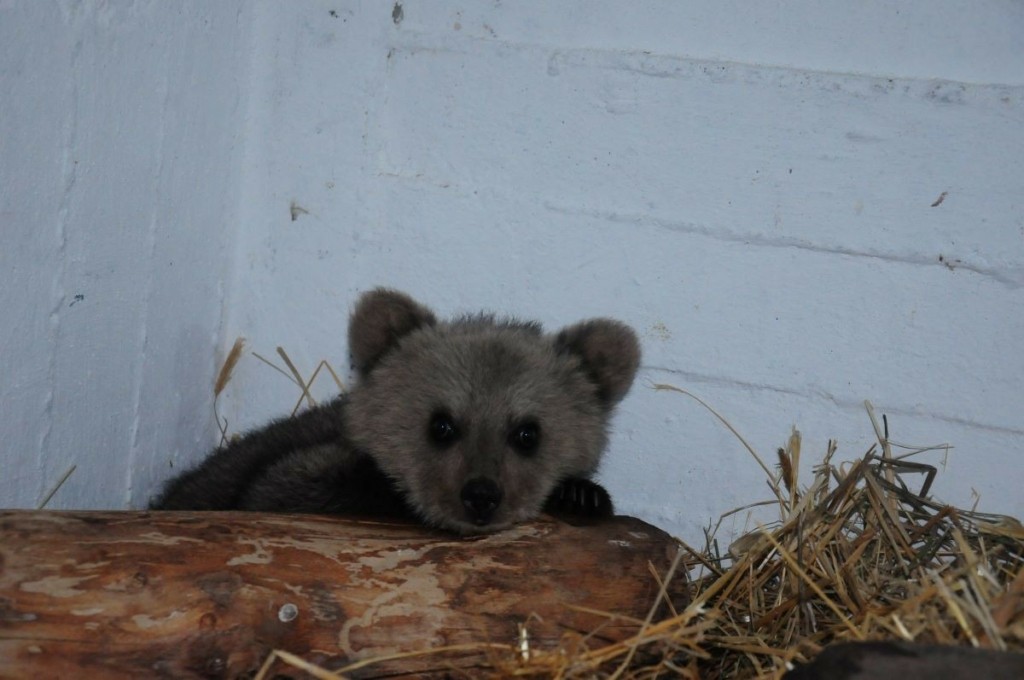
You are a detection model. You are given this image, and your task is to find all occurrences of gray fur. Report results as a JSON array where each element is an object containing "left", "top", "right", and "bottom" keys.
[{"left": 152, "top": 288, "right": 640, "bottom": 534}]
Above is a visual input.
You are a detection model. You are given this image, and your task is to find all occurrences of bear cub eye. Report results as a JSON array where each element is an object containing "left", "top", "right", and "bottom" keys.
[
  {"left": 428, "top": 412, "right": 459, "bottom": 446},
  {"left": 508, "top": 420, "right": 541, "bottom": 454}
]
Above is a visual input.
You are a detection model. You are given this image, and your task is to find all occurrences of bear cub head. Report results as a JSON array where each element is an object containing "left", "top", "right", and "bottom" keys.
[{"left": 345, "top": 288, "right": 641, "bottom": 534}]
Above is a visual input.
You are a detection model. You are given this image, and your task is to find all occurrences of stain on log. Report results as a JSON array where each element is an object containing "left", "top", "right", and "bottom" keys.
[{"left": 0, "top": 511, "right": 683, "bottom": 678}]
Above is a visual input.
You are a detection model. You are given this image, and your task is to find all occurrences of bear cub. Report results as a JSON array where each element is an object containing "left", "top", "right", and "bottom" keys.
[{"left": 151, "top": 288, "right": 640, "bottom": 534}]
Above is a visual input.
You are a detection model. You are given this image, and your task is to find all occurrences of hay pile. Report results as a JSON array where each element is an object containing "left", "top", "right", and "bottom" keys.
[{"left": 229, "top": 348, "right": 1022, "bottom": 679}]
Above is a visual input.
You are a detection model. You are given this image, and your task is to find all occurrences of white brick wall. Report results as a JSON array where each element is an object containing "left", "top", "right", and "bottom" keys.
[
  {"left": 0, "top": 2, "right": 249, "bottom": 509},
  {"left": 3, "top": 1, "right": 1021, "bottom": 544}
]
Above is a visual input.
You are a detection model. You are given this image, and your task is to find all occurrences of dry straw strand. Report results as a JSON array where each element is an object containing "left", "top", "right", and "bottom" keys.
[
  {"left": 214, "top": 337, "right": 246, "bottom": 397},
  {"left": 37, "top": 464, "right": 77, "bottom": 509}
]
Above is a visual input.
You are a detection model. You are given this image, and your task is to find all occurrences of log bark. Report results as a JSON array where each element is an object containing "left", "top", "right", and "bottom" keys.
[{"left": 0, "top": 511, "right": 684, "bottom": 679}]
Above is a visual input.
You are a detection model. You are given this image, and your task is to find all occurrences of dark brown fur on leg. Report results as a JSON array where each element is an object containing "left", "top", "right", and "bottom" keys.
[{"left": 151, "top": 398, "right": 351, "bottom": 510}]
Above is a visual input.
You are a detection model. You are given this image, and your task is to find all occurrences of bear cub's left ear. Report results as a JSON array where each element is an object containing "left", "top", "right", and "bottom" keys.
[{"left": 555, "top": 319, "right": 641, "bottom": 405}]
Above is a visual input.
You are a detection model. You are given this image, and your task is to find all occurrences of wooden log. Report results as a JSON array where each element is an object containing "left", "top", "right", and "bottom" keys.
[{"left": 0, "top": 511, "right": 684, "bottom": 679}]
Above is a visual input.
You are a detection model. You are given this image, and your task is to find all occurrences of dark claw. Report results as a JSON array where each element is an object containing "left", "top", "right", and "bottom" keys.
[{"left": 543, "top": 478, "right": 614, "bottom": 520}]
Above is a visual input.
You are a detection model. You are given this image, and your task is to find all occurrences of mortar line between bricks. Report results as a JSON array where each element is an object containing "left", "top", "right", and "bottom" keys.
[
  {"left": 368, "top": 174, "right": 1023, "bottom": 287},
  {"left": 387, "top": 29, "right": 1024, "bottom": 91},
  {"left": 545, "top": 202, "right": 1024, "bottom": 289},
  {"left": 646, "top": 367, "right": 1024, "bottom": 437}
]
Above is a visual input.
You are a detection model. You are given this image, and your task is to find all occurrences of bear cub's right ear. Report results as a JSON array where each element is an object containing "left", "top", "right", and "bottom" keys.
[{"left": 349, "top": 288, "right": 437, "bottom": 376}]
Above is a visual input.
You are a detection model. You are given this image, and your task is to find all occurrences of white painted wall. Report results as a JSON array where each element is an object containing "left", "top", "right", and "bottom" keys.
[
  {"left": 3, "top": 1, "right": 1021, "bottom": 545},
  {"left": 0, "top": 2, "right": 250, "bottom": 509}
]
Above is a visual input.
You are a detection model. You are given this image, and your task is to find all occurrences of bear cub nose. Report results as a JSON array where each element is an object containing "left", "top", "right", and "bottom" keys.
[{"left": 461, "top": 478, "right": 503, "bottom": 525}]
